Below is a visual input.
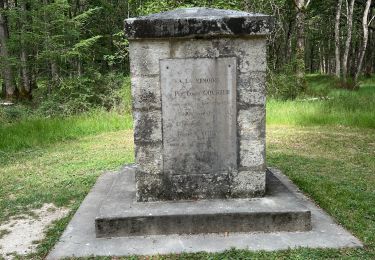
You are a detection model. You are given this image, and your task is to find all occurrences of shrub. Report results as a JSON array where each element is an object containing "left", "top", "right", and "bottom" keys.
[
  {"left": 36, "top": 73, "right": 131, "bottom": 117},
  {"left": 267, "top": 62, "right": 306, "bottom": 100},
  {"left": 0, "top": 104, "right": 32, "bottom": 123},
  {"left": 335, "top": 77, "right": 359, "bottom": 90}
]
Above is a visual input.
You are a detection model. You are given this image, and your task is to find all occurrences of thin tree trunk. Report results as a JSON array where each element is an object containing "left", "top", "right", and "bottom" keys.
[
  {"left": 77, "top": 59, "right": 82, "bottom": 76},
  {"left": 0, "top": 0, "right": 16, "bottom": 101},
  {"left": 49, "top": 61, "right": 59, "bottom": 94},
  {"left": 20, "top": 49, "right": 31, "bottom": 99},
  {"left": 365, "top": 6, "right": 374, "bottom": 76},
  {"left": 295, "top": 0, "right": 306, "bottom": 79},
  {"left": 343, "top": 0, "right": 355, "bottom": 78},
  {"left": 310, "top": 41, "right": 314, "bottom": 72},
  {"left": 355, "top": 0, "right": 372, "bottom": 82},
  {"left": 294, "top": 0, "right": 312, "bottom": 85},
  {"left": 285, "top": 18, "right": 294, "bottom": 63},
  {"left": 43, "top": 0, "right": 59, "bottom": 93},
  {"left": 335, "top": 0, "right": 343, "bottom": 77},
  {"left": 319, "top": 45, "right": 324, "bottom": 73},
  {"left": 19, "top": 2, "right": 31, "bottom": 100}
]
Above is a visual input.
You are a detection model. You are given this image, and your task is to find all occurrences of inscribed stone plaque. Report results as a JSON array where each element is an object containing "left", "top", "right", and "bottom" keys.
[{"left": 160, "top": 57, "right": 237, "bottom": 176}]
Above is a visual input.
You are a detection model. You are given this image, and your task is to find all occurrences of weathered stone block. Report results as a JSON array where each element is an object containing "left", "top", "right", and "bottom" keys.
[
  {"left": 134, "top": 144, "right": 163, "bottom": 174},
  {"left": 238, "top": 107, "right": 265, "bottom": 139},
  {"left": 169, "top": 172, "right": 232, "bottom": 200},
  {"left": 133, "top": 110, "right": 162, "bottom": 143},
  {"left": 231, "top": 170, "right": 266, "bottom": 197},
  {"left": 129, "top": 41, "right": 170, "bottom": 76},
  {"left": 131, "top": 76, "right": 161, "bottom": 110},
  {"left": 171, "top": 38, "right": 267, "bottom": 73},
  {"left": 170, "top": 39, "right": 219, "bottom": 58},
  {"left": 239, "top": 139, "right": 265, "bottom": 168},
  {"left": 125, "top": 8, "right": 273, "bottom": 39},
  {"left": 135, "top": 171, "right": 168, "bottom": 201},
  {"left": 234, "top": 39, "right": 267, "bottom": 73},
  {"left": 238, "top": 72, "right": 267, "bottom": 106}
]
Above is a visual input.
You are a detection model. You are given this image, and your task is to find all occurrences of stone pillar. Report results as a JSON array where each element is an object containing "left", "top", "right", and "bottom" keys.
[{"left": 125, "top": 7, "right": 273, "bottom": 202}]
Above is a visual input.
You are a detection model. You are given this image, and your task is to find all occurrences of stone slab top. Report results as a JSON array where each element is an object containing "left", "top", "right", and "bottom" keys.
[{"left": 124, "top": 7, "right": 273, "bottom": 39}]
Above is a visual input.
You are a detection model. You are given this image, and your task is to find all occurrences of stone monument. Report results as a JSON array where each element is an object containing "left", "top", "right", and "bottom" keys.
[
  {"left": 95, "top": 7, "right": 312, "bottom": 238},
  {"left": 47, "top": 9, "right": 363, "bottom": 259},
  {"left": 127, "top": 7, "right": 272, "bottom": 202}
]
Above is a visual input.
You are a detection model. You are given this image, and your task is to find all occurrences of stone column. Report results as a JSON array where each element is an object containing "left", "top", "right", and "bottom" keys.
[{"left": 125, "top": 7, "right": 273, "bottom": 202}]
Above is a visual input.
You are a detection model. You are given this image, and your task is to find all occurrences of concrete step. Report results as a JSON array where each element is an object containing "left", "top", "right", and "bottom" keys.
[{"left": 95, "top": 167, "right": 311, "bottom": 238}]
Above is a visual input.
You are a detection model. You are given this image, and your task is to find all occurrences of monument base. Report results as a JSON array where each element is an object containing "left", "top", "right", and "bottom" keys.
[
  {"left": 95, "top": 166, "right": 311, "bottom": 237},
  {"left": 47, "top": 167, "right": 362, "bottom": 259}
]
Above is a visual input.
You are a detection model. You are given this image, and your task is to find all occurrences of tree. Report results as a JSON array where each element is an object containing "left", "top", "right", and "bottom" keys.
[
  {"left": 0, "top": 0, "right": 16, "bottom": 101},
  {"left": 355, "top": 0, "right": 373, "bottom": 81},
  {"left": 335, "top": 0, "right": 343, "bottom": 77},
  {"left": 342, "top": 0, "right": 356, "bottom": 79},
  {"left": 19, "top": 0, "right": 32, "bottom": 100},
  {"left": 294, "top": 0, "right": 312, "bottom": 80}
]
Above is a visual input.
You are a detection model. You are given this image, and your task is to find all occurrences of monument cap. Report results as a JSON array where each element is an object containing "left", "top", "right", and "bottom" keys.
[{"left": 124, "top": 7, "right": 273, "bottom": 39}]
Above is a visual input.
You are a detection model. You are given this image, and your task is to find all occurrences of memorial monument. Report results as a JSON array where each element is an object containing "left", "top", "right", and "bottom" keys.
[
  {"left": 95, "top": 7, "right": 312, "bottom": 237},
  {"left": 128, "top": 7, "right": 271, "bottom": 201},
  {"left": 48, "top": 8, "right": 363, "bottom": 259}
]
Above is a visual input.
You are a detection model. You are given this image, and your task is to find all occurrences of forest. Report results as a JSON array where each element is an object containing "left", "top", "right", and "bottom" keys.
[{"left": 0, "top": 0, "right": 374, "bottom": 113}]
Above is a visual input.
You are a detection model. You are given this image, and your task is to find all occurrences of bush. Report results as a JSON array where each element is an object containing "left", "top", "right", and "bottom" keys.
[
  {"left": 36, "top": 73, "right": 131, "bottom": 117},
  {"left": 335, "top": 77, "right": 359, "bottom": 90},
  {"left": 267, "top": 62, "right": 306, "bottom": 100},
  {"left": 0, "top": 104, "right": 32, "bottom": 123}
]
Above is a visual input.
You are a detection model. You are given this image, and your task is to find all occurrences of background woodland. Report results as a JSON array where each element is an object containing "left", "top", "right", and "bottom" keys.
[{"left": 0, "top": 0, "right": 374, "bottom": 115}]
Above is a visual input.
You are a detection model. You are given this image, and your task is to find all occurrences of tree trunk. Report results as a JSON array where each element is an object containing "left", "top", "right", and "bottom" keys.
[
  {"left": 343, "top": 0, "right": 355, "bottom": 78},
  {"left": 19, "top": 2, "right": 31, "bottom": 100},
  {"left": 0, "top": 0, "right": 16, "bottom": 101},
  {"left": 20, "top": 49, "right": 31, "bottom": 99},
  {"left": 355, "top": 0, "right": 372, "bottom": 82},
  {"left": 365, "top": 5, "right": 374, "bottom": 76},
  {"left": 48, "top": 61, "right": 59, "bottom": 94},
  {"left": 310, "top": 41, "right": 314, "bottom": 72},
  {"left": 77, "top": 59, "right": 82, "bottom": 76},
  {"left": 319, "top": 45, "right": 324, "bottom": 73},
  {"left": 335, "top": 0, "right": 343, "bottom": 77},
  {"left": 285, "top": 18, "right": 294, "bottom": 64},
  {"left": 295, "top": 0, "right": 306, "bottom": 80}
]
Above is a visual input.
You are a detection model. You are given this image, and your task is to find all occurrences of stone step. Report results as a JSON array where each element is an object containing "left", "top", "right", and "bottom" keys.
[{"left": 95, "top": 167, "right": 311, "bottom": 238}]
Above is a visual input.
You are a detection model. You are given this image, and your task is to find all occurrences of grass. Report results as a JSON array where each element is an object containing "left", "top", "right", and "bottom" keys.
[
  {"left": 267, "top": 74, "right": 375, "bottom": 128},
  {"left": 0, "top": 110, "right": 132, "bottom": 154},
  {"left": 0, "top": 74, "right": 374, "bottom": 259}
]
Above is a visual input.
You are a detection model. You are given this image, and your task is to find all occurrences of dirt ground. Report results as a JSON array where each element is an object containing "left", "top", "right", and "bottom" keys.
[{"left": 0, "top": 203, "right": 69, "bottom": 259}]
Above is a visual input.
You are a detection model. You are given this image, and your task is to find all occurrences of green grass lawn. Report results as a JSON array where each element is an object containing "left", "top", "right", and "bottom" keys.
[
  {"left": 267, "top": 75, "right": 375, "bottom": 128},
  {"left": 0, "top": 75, "right": 374, "bottom": 259}
]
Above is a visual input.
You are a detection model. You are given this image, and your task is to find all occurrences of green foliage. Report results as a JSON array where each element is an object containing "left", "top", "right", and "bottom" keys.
[
  {"left": 267, "top": 75, "right": 375, "bottom": 128},
  {"left": 73, "top": 7, "right": 103, "bottom": 25},
  {"left": 267, "top": 61, "right": 307, "bottom": 100},
  {"left": 0, "top": 103, "right": 34, "bottom": 123},
  {"left": 138, "top": 0, "right": 242, "bottom": 15},
  {"left": 0, "top": 73, "right": 132, "bottom": 123},
  {"left": 36, "top": 73, "right": 131, "bottom": 117},
  {"left": 68, "top": 36, "right": 103, "bottom": 59},
  {"left": 103, "top": 31, "right": 129, "bottom": 68},
  {"left": 335, "top": 77, "right": 359, "bottom": 90}
]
